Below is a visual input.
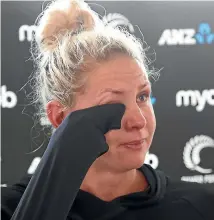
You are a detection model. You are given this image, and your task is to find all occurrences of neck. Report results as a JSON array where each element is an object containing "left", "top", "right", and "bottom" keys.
[{"left": 80, "top": 164, "right": 148, "bottom": 201}]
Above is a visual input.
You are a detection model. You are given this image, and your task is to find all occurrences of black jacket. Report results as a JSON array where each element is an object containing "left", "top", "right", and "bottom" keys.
[
  {"left": 2, "top": 164, "right": 214, "bottom": 220},
  {"left": 1, "top": 104, "right": 214, "bottom": 220}
]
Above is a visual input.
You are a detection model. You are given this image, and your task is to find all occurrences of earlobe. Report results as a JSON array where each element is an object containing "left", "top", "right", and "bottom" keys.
[{"left": 46, "top": 100, "right": 65, "bottom": 128}]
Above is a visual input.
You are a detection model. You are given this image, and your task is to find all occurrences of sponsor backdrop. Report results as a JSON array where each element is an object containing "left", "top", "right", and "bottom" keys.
[{"left": 1, "top": 1, "right": 214, "bottom": 190}]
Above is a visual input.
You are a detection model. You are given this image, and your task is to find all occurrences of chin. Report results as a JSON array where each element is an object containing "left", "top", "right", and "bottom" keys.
[
  {"left": 96, "top": 146, "right": 148, "bottom": 172},
  {"left": 120, "top": 147, "right": 149, "bottom": 170},
  {"left": 122, "top": 156, "right": 146, "bottom": 171},
  {"left": 110, "top": 152, "right": 147, "bottom": 172}
]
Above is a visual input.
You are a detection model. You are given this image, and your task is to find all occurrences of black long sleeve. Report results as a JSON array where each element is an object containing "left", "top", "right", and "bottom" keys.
[
  {"left": 3, "top": 103, "right": 214, "bottom": 220},
  {"left": 2, "top": 159, "right": 214, "bottom": 220},
  {"left": 10, "top": 104, "right": 125, "bottom": 220}
]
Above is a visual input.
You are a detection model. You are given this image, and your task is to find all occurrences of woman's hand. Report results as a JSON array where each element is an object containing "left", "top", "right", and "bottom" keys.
[{"left": 52, "top": 103, "right": 125, "bottom": 155}]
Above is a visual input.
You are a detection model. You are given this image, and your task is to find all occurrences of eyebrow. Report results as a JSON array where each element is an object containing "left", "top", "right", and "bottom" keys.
[{"left": 98, "top": 81, "right": 150, "bottom": 96}]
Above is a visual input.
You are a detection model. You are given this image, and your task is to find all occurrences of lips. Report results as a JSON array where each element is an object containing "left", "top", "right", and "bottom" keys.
[
  {"left": 122, "top": 139, "right": 145, "bottom": 146},
  {"left": 121, "top": 139, "right": 145, "bottom": 150}
]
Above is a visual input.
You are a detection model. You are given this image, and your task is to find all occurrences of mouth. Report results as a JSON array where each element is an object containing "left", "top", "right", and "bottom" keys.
[{"left": 121, "top": 139, "right": 146, "bottom": 150}]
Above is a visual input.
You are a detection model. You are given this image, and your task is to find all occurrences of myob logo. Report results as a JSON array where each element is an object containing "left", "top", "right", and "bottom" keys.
[
  {"left": 19, "top": 25, "right": 37, "bottom": 42},
  {"left": 19, "top": 13, "right": 134, "bottom": 42},
  {"left": 182, "top": 135, "right": 214, "bottom": 184},
  {"left": 28, "top": 157, "right": 41, "bottom": 174},
  {"left": 145, "top": 152, "right": 159, "bottom": 169},
  {"left": 0, "top": 85, "right": 18, "bottom": 108},
  {"left": 176, "top": 89, "right": 214, "bottom": 112}
]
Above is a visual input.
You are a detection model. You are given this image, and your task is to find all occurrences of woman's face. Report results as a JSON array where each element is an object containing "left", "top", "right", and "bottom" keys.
[{"left": 68, "top": 55, "right": 156, "bottom": 171}]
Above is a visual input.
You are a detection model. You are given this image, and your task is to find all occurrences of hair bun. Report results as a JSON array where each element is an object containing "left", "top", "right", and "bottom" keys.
[{"left": 36, "top": 0, "right": 97, "bottom": 51}]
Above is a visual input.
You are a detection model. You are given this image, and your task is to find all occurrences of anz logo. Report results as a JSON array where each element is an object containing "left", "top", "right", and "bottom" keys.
[
  {"left": 151, "top": 95, "right": 156, "bottom": 105},
  {"left": 195, "top": 23, "right": 214, "bottom": 44},
  {"left": 158, "top": 23, "right": 214, "bottom": 46}
]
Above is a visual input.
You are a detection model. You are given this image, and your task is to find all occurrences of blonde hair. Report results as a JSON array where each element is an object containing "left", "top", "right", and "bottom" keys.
[{"left": 32, "top": 0, "right": 154, "bottom": 127}]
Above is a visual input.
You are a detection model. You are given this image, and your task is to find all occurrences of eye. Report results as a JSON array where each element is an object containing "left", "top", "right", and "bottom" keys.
[{"left": 137, "top": 92, "right": 150, "bottom": 103}]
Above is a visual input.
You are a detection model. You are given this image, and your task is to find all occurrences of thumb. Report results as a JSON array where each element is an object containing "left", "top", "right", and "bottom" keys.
[{"left": 85, "top": 103, "right": 126, "bottom": 134}]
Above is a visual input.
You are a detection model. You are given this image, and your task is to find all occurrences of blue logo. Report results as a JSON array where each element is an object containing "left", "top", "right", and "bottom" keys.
[
  {"left": 195, "top": 23, "right": 214, "bottom": 44},
  {"left": 151, "top": 96, "right": 156, "bottom": 105}
]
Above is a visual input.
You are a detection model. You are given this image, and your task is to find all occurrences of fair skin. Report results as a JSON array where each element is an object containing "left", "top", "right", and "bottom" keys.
[{"left": 47, "top": 54, "right": 156, "bottom": 201}]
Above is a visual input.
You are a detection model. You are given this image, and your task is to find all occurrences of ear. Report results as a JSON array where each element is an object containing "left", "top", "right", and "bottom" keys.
[{"left": 46, "top": 100, "right": 68, "bottom": 128}]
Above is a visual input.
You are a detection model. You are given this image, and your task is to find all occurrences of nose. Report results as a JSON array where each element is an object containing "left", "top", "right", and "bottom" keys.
[{"left": 121, "top": 105, "right": 147, "bottom": 131}]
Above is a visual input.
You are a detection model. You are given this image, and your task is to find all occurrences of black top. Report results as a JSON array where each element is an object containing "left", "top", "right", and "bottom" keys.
[
  {"left": 2, "top": 164, "right": 214, "bottom": 220},
  {"left": 1, "top": 104, "right": 214, "bottom": 220}
]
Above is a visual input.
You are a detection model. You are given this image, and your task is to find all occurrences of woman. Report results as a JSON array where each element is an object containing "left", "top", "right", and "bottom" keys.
[{"left": 2, "top": 0, "right": 214, "bottom": 219}]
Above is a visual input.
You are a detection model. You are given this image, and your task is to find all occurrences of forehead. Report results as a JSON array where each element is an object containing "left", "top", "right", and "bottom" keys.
[{"left": 86, "top": 56, "right": 149, "bottom": 90}]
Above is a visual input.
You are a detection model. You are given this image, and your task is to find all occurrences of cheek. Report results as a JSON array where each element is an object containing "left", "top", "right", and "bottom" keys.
[
  {"left": 104, "top": 130, "right": 119, "bottom": 147},
  {"left": 145, "top": 105, "right": 156, "bottom": 132}
]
